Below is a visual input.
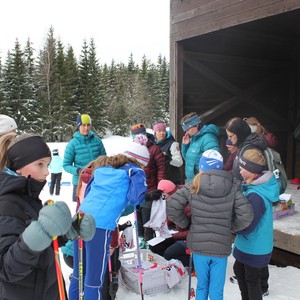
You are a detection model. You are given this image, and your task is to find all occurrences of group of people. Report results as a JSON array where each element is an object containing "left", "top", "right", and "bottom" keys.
[{"left": 0, "top": 111, "right": 285, "bottom": 300}]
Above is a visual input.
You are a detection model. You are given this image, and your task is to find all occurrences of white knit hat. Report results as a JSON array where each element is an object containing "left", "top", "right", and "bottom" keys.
[
  {"left": 124, "top": 141, "right": 150, "bottom": 166},
  {"left": 0, "top": 114, "right": 17, "bottom": 136}
]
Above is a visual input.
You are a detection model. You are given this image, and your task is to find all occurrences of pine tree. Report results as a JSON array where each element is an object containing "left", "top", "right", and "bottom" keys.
[
  {"left": 35, "top": 26, "right": 58, "bottom": 140},
  {"left": 2, "top": 40, "right": 29, "bottom": 129}
]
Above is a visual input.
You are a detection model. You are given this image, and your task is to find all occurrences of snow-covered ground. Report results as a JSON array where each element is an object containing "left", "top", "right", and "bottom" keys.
[{"left": 39, "top": 135, "right": 300, "bottom": 299}]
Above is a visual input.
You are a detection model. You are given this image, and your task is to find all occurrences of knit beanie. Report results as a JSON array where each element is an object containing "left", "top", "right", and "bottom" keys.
[
  {"left": 239, "top": 148, "right": 267, "bottom": 174},
  {"left": 7, "top": 135, "right": 51, "bottom": 171},
  {"left": 153, "top": 122, "right": 167, "bottom": 133},
  {"left": 158, "top": 179, "right": 177, "bottom": 195},
  {"left": 0, "top": 114, "right": 17, "bottom": 135},
  {"left": 124, "top": 141, "right": 150, "bottom": 166},
  {"left": 181, "top": 115, "right": 202, "bottom": 132},
  {"left": 199, "top": 150, "right": 223, "bottom": 171},
  {"left": 131, "top": 124, "right": 146, "bottom": 136},
  {"left": 77, "top": 114, "right": 91, "bottom": 127}
]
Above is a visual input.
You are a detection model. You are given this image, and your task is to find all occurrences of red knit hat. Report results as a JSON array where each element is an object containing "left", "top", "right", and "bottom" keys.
[{"left": 158, "top": 180, "right": 177, "bottom": 195}]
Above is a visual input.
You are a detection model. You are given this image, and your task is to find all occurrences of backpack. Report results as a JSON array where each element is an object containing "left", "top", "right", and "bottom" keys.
[
  {"left": 263, "top": 148, "right": 287, "bottom": 194},
  {"left": 240, "top": 146, "right": 287, "bottom": 194}
]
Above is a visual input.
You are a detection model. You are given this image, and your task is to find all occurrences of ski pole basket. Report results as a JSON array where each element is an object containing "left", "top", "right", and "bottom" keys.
[{"left": 119, "top": 249, "right": 171, "bottom": 295}]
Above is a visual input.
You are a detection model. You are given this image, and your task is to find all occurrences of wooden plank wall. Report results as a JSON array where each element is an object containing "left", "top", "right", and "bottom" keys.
[{"left": 171, "top": 0, "right": 300, "bottom": 42}]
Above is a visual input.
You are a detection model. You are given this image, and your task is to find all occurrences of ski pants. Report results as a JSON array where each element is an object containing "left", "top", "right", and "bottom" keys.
[
  {"left": 69, "top": 228, "right": 112, "bottom": 300},
  {"left": 193, "top": 253, "right": 227, "bottom": 300}
]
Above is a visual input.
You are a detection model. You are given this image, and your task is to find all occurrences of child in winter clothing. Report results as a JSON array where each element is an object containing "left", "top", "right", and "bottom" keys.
[
  {"left": 153, "top": 121, "right": 183, "bottom": 184},
  {"left": 233, "top": 147, "right": 279, "bottom": 300},
  {"left": 131, "top": 124, "right": 166, "bottom": 246},
  {"left": 0, "top": 133, "right": 95, "bottom": 300},
  {"left": 147, "top": 179, "right": 191, "bottom": 266},
  {"left": 68, "top": 159, "right": 132, "bottom": 300},
  {"left": 167, "top": 150, "right": 254, "bottom": 300},
  {"left": 49, "top": 148, "right": 63, "bottom": 195},
  {"left": 69, "top": 141, "right": 149, "bottom": 300}
]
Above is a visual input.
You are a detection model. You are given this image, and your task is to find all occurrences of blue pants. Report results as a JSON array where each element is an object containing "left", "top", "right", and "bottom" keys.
[
  {"left": 193, "top": 253, "right": 227, "bottom": 300},
  {"left": 69, "top": 228, "right": 112, "bottom": 300}
]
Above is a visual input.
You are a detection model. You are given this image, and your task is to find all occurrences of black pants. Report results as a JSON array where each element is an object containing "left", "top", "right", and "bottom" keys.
[
  {"left": 50, "top": 172, "right": 62, "bottom": 195},
  {"left": 150, "top": 238, "right": 189, "bottom": 266},
  {"left": 233, "top": 260, "right": 264, "bottom": 300},
  {"left": 137, "top": 206, "right": 155, "bottom": 241}
]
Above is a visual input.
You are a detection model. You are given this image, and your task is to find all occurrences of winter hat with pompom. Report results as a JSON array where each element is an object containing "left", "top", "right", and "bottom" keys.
[
  {"left": 199, "top": 150, "right": 223, "bottom": 171},
  {"left": 158, "top": 179, "right": 177, "bottom": 195},
  {"left": 131, "top": 124, "right": 146, "bottom": 136},
  {"left": 124, "top": 141, "right": 150, "bottom": 166}
]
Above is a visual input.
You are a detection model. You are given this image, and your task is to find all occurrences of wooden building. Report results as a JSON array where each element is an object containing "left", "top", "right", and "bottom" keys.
[{"left": 169, "top": 0, "right": 300, "bottom": 179}]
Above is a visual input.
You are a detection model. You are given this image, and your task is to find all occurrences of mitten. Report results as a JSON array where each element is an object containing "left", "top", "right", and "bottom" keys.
[
  {"left": 23, "top": 201, "right": 72, "bottom": 252},
  {"left": 65, "top": 212, "right": 96, "bottom": 241},
  {"left": 118, "top": 220, "right": 132, "bottom": 231},
  {"left": 145, "top": 189, "right": 163, "bottom": 201}
]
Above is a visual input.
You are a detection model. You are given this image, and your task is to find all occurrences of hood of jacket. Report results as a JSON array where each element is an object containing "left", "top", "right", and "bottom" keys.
[
  {"left": 200, "top": 169, "right": 234, "bottom": 198},
  {"left": 241, "top": 171, "right": 279, "bottom": 204},
  {"left": 0, "top": 171, "right": 46, "bottom": 200},
  {"left": 239, "top": 133, "right": 267, "bottom": 150}
]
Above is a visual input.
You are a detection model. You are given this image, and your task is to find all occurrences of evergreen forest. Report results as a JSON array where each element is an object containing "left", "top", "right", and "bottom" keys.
[{"left": 0, "top": 27, "right": 170, "bottom": 141}]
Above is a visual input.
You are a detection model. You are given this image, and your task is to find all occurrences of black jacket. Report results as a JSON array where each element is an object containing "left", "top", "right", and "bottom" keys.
[{"left": 0, "top": 171, "right": 66, "bottom": 300}]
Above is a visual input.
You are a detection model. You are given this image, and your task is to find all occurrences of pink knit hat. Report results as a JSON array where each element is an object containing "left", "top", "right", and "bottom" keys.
[
  {"left": 158, "top": 180, "right": 177, "bottom": 195},
  {"left": 153, "top": 122, "right": 167, "bottom": 133}
]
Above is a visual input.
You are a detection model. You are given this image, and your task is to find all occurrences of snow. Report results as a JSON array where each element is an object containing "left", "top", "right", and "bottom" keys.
[{"left": 39, "top": 135, "right": 300, "bottom": 299}]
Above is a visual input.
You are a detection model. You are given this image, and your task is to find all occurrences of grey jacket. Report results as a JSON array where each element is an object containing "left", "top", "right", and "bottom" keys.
[{"left": 166, "top": 170, "right": 253, "bottom": 257}]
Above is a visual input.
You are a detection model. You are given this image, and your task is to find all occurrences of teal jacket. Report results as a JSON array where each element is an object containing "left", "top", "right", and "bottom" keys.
[
  {"left": 63, "top": 130, "right": 106, "bottom": 185},
  {"left": 233, "top": 172, "right": 279, "bottom": 267},
  {"left": 181, "top": 124, "right": 220, "bottom": 182}
]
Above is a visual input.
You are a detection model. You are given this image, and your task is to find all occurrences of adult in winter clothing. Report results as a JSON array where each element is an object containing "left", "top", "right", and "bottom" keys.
[
  {"left": 153, "top": 121, "right": 183, "bottom": 184},
  {"left": 0, "top": 133, "right": 96, "bottom": 300},
  {"left": 63, "top": 114, "right": 106, "bottom": 201},
  {"left": 180, "top": 112, "right": 220, "bottom": 183},
  {"left": 233, "top": 147, "right": 279, "bottom": 300},
  {"left": 167, "top": 150, "right": 254, "bottom": 300},
  {"left": 131, "top": 124, "right": 167, "bottom": 245},
  {"left": 69, "top": 142, "right": 149, "bottom": 300},
  {"left": 225, "top": 117, "right": 268, "bottom": 181},
  {"left": 147, "top": 179, "right": 190, "bottom": 266},
  {"left": 49, "top": 149, "right": 63, "bottom": 196},
  {"left": 225, "top": 117, "right": 271, "bottom": 295},
  {"left": 244, "top": 116, "right": 278, "bottom": 148}
]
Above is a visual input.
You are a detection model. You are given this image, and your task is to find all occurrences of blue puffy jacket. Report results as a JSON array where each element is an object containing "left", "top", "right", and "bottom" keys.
[
  {"left": 63, "top": 131, "right": 106, "bottom": 185},
  {"left": 49, "top": 155, "right": 63, "bottom": 174},
  {"left": 79, "top": 162, "right": 147, "bottom": 230},
  {"left": 181, "top": 124, "right": 220, "bottom": 182}
]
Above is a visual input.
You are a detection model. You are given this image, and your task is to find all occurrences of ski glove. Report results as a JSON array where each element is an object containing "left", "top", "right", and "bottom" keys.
[
  {"left": 23, "top": 201, "right": 72, "bottom": 252},
  {"left": 118, "top": 220, "right": 132, "bottom": 231},
  {"left": 65, "top": 213, "right": 96, "bottom": 241},
  {"left": 145, "top": 189, "right": 163, "bottom": 201}
]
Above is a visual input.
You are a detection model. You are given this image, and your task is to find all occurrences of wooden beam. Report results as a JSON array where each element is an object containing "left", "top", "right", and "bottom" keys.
[{"left": 183, "top": 53, "right": 289, "bottom": 126}]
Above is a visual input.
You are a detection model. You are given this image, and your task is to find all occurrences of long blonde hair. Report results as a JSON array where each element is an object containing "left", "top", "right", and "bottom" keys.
[{"left": 190, "top": 171, "right": 205, "bottom": 194}]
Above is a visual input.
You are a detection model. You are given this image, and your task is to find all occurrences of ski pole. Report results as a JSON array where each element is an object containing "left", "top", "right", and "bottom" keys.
[
  {"left": 187, "top": 249, "right": 193, "bottom": 300},
  {"left": 77, "top": 211, "right": 84, "bottom": 300},
  {"left": 46, "top": 200, "right": 66, "bottom": 300},
  {"left": 134, "top": 209, "right": 144, "bottom": 300}
]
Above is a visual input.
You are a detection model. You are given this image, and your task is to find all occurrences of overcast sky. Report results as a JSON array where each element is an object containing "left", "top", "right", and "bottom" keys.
[{"left": 1, "top": 0, "right": 170, "bottom": 64}]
